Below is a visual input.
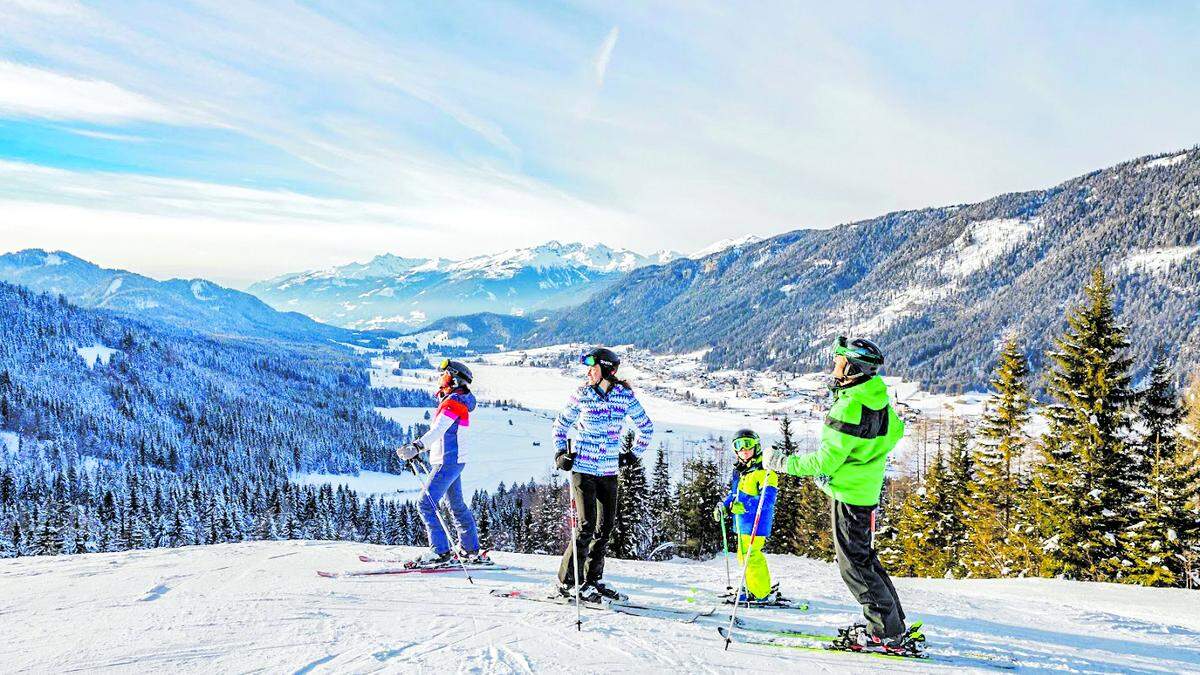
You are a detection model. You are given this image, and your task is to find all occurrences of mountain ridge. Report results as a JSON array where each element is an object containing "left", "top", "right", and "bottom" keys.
[
  {"left": 246, "top": 240, "right": 684, "bottom": 330},
  {"left": 523, "top": 147, "right": 1200, "bottom": 392},
  {"left": 0, "top": 249, "right": 377, "bottom": 347}
]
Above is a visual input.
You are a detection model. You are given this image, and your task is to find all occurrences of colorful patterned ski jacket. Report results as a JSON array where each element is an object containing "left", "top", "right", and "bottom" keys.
[
  {"left": 418, "top": 388, "right": 476, "bottom": 465},
  {"left": 552, "top": 383, "right": 654, "bottom": 477},
  {"left": 723, "top": 462, "right": 779, "bottom": 538}
]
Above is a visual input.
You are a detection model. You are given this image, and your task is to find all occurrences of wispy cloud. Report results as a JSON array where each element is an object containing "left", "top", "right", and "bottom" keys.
[
  {"left": 0, "top": 61, "right": 189, "bottom": 124},
  {"left": 594, "top": 26, "right": 619, "bottom": 87},
  {"left": 0, "top": 2, "right": 1198, "bottom": 284}
]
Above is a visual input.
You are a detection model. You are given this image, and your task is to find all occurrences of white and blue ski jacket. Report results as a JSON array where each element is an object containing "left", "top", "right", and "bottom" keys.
[
  {"left": 552, "top": 383, "right": 654, "bottom": 477},
  {"left": 418, "top": 389, "right": 476, "bottom": 465}
]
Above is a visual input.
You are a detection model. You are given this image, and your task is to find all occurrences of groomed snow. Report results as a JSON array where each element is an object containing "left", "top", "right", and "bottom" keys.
[
  {"left": 76, "top": 344, "right": 118, "bottom": 369},
  {"left": 1121, "top": 245, "right": 1200, "bottom": 275},
  {"left": 1, "top": 541, "right": 1196, "bottom": 672}
]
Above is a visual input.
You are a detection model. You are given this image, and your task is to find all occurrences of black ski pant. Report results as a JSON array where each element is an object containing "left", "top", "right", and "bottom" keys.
[
  {"left": 833, "top": 500, "right": 906, "bottom": 638},
  {"left": 558, "top": 471, "right": 618, "bottom": 587}
]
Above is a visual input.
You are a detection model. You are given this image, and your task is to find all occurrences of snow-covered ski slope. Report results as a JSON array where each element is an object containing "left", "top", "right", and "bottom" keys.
[{"left": 2, "top": 541, "right": 1197, "bottom": 673}]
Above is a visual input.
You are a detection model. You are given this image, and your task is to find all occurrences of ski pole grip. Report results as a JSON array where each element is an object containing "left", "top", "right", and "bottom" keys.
[{"left": 555, "top": 438, "right": 575, "bottom": 471}]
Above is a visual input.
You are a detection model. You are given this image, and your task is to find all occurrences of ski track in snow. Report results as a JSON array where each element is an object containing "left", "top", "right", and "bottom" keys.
[{"left": 1, "top": 541, "right": 1198, "bottom": 673}]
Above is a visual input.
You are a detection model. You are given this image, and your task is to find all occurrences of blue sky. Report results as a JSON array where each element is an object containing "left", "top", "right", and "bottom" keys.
[{"left": 0, "top": 1, "right": 1198, "bottom": 287}]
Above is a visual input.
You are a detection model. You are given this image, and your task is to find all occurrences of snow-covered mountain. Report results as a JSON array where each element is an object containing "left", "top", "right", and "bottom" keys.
[
  {"left": 247, "top": 241, "right": 682, "bottom": 330},
  {"left": 691, "top": 234, "right": 763, "bottom": 259},
  {"left": 0, "top": 249, "right": 373, "bottom": 346},
  {"left": 3, "top": 540, "right": 1195, "bottom": 672},
  {"left": 530, "top": 147, "right": 1200, "bottom": 392}
]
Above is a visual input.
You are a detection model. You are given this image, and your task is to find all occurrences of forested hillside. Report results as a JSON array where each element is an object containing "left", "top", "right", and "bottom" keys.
[
  {"left": 0, "top": 282, "right": 432, "bottom": 556},
  {"left": 527, "top": 148, "right": 1200, "bottom": 392}
]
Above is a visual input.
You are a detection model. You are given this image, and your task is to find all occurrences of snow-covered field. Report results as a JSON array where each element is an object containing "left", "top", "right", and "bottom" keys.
[
  {"left": 362, "top": 345, "right": 994, "bottom": 493},
  {"left": 0, "top": 430, "right": 18, "bottom": 456},
  {"left": 2, "top": 541, "right": 1197, "bottom": 673},
  {"left": 76, "top": 343, "right": 119, "bottom": 369},
  {"left": 373, "top": 406, "right": 743, "bottom": 494}
]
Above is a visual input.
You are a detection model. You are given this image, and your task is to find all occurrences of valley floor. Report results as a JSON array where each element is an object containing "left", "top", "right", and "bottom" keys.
[{"left": 1, "top": 542, "right": 1197, "bottom": 673}]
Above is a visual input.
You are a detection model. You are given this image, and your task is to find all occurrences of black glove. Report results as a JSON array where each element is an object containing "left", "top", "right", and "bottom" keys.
[
  {"left": 554, "top": 443, "right": 575, "bottom": 472},
  {"left": 618, "top": 451, "right": 636, "bottom": 468}
]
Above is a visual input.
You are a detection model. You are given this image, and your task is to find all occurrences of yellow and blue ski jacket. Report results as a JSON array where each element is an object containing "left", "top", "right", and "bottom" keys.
[{"left": 722, "top": 462, "right": 778, "bottom": 538}]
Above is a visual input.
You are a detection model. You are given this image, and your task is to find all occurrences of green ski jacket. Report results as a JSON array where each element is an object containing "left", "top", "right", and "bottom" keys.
[{"left": 784, "top": 375, "right": 904, "bottom": 507}]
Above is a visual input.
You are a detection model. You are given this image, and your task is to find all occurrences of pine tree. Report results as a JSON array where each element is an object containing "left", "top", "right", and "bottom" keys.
[
  {"left": 966, "top": 337, "right": 1036, "bottom": 577},
  {"left": 893, "top": 427, "right": 972, "bottom": 578},
  {"left": 1031, "top": 267, "right": 1136, "bottom": 581},
  {"left": 896, "top": 444, "right": 946, "bottom": 576},
  {"left": 674, "top": 454, "right": 723, "bottom": 559},
  {"left": 875, "top": 475, "right": 915, "bottom": 574},
  {"left": 768, "top": 416, "right": 833, "bottom": 560},
  {"left": 530, "top": 477, "right": 565, "bottom": 555},
  {"left": 1180, "top": 373, "right": 1200, "bottom": 588},
  {"left": 647, "top": 444, "right": 676, "bottom": 555},
  {"left": 34, "top": 503, "right": 62, "bottom": 556},
  {"left": 1124, "top": 362, "right": 1200, "bottom": 586},
  {"left": 612, "top": 432, "right": 652, "bottom": 559},
  {"left": 938, "top": 429, "right": 973, "bottom": 578}
]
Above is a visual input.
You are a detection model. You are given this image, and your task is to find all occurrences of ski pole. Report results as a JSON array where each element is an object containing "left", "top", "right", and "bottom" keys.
[
  {"left": 410, "top": 457, "right": 474, "bottom": 585},
  {"left": 570, "top": 489, "right": 583, "bottom": 631},
  {"left": 723, "top": 474, "right": 770, "bottom": 651},
  {"left": 719, "top": 506, "right": 731, "bottom": 591}
]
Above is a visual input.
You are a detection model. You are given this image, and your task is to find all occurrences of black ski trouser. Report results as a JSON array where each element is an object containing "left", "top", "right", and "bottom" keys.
[
  {"left": 833, "top": 500, "right": 906, "bottom": 638},
  {"left": 558, "top": 471, "right": 618, "bottom": 587}
]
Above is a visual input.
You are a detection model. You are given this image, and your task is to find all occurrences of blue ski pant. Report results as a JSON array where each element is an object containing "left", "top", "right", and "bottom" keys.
[{"left": 418, "top": 463, "right": 479, "bottom": 554}]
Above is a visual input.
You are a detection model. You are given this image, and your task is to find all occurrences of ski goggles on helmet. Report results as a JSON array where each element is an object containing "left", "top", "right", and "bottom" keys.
[
  {"left": 833, "top": 335, "right": 853, "bottom": 358},
  {"left": 581, "top": 354, "right": 615, "bottom": 368},
  {"left": 439, "top": 358, "right": 452, "bottom": 370},
  {"left": 732, "top": 436, "right": 760, "bottom": 452}
]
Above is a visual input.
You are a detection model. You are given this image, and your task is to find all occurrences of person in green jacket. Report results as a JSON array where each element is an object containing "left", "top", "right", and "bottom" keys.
[{"left": 765, "top": 336, "right": 917, "bottom": 655}]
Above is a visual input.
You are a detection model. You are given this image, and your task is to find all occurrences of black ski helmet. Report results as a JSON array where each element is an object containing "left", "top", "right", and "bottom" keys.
[
  {"left": 581, "top": 347, "right": 621, "bottom": 378},
  {"left": 732, "top": 428, "right": 761, "bottom": 455},
  {"left": 833, "top": 336, "right": 885, "bottom": 377},
  {"left": 439, "top": 359, "right": 473, "bottom": 387}
]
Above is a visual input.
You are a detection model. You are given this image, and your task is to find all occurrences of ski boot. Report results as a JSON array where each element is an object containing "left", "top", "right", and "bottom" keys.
[
  {"left": 590, "top": 581, "right": 628, "bottom": 602},
  {"left": 577, "top": 583, "right": 607, "bottom": 604},
  {"left": 831, "top": 622, "right": 925, "bottom": 657},
  {"left": 405, "top": 548, "right": 454, "bottom": 569},
  {"left": 459, "top": 548, "right": 494, "bottom": 566}
]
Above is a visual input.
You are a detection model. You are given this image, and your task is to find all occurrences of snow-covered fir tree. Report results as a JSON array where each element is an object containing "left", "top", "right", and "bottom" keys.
[
  {"left": 1031, "top": 267, "right": 1136, "bottom": 582},
  {"left": 612, "top": 432, "right": 653, "bottom": 559},
  {"left": 966, "top": 337, "right": 1037, "bottom": 577},
  {"left": 674, "top": 453, "right": 723, "bottom": 559},
  {"left": 768, "top": 416, "right": 832, "bottom": 560},
  {"left": 1123, "top": 360, "right": 1200, "bottom": 586},
  {"left": 647, "top": 445, "right": 676, "bottom": 556}
]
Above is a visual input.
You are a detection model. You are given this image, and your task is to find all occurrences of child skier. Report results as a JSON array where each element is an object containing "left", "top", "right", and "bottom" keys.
[
  {"left": 713, "top": 429, "right": 782, "bottom": 603},
  {"left": 397, "top": 359, "right": 489, "bottom": 567},
  {"left": 764, "top": 336, "right": 919, "bottom": 656}
]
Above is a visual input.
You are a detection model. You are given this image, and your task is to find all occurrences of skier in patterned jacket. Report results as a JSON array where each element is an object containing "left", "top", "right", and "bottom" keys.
[
  {"left": 397, "top": 359, "right": 487, "bottom": 567},
  {"left": 764, "top": 336, "right": 917, "bottom": 656},
  {"left": 552, "top": 347, "right": 654, "bottom": 602}
]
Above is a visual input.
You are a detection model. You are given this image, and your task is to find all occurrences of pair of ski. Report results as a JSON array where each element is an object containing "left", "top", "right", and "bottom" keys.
[
  {"left": 720, "top": 622, "right": 1019, "bottom": 670},
  {"left": 489, "top": 588, "right": 716, "bottom": 624},
  {"left": 316, "top": 554, "right": 508, "bottom": 579},
  {"left": 686, "top": 586, "right": 809, "bottom": 611}
]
